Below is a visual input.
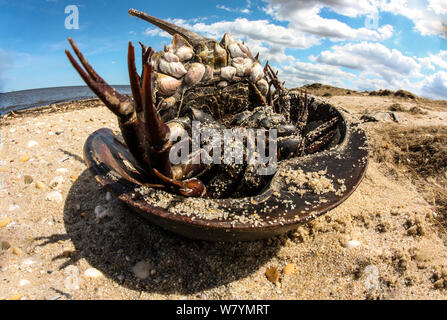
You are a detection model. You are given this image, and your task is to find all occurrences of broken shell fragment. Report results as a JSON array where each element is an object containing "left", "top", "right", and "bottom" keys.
[
  {"left": 185, "top": 63, "right": 205, "bottom": 86},
  {"left": 220, "top": 66, "right": 236, "bottom": 81},
  {"left": 156, "top": 73, "right": 183, "bottom": 95}
]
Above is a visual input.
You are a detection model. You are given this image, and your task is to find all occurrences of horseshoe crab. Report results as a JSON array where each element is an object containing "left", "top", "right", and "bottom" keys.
[{"left": 66, "top": 9, "right": 368, "bottom": 241}]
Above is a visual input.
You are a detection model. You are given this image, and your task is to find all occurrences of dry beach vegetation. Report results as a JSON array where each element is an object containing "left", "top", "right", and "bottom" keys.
[{"left": 1, "top": 86, "right": 447, "bottom": 299}]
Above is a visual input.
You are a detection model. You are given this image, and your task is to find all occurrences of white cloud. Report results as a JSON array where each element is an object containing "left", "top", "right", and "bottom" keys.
[
  {"left": 278, "top": 60, "right": 356, "bottom": 88},
  {"left": 243, "top": 39, "right": 295, "bottom": 64},
  {"left": 429, "top": 0, "right": 447, "bottom": 15},
  {"left": 135, "top": 1, "right": 447, "bottom": 100},
  {"left": 315, "top": 42, "right": 421, "bottom": 82},
  {"left": 169, "top": 18, "right": 320, "bottom": 49},
  {"left": 379, "top": 0, "right": 447, "bottom": 38},
  {"left": 421, "top": 70, "right": 447, "bottom": 99},
  {"left": 216, "top": 4, "right": 251, "bottom": 14},
  {"left": 143, "top": 27, "right": 170, "bottom": 38},
  {"left": 426, "top": 50, "right": 447, "bottom": 70},
  {"left": 266, "top": 0, "right": 378, "bottom": 18},
  {"left": 264, "top": 0, "right": 394, "bottom": 41},
  {"left": 216, "top": 0, "right": 252, "bottom": 14}
]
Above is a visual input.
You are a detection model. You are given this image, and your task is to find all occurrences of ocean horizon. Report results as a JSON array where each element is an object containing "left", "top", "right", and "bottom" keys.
[{"left": 0, "top": 85, "right": 132, "bottom": 114}]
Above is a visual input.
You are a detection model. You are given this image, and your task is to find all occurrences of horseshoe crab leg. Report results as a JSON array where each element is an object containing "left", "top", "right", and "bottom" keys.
[
  {"left": 67, "top": 38, "right": 207, "bottom": 196},
  {"left": 65, "top": 38, "right": 135, "bottom": 119},
  {"left": 153, "top": 168, "right": 206, "bottom": 197},
  {"left": 140, "top": 61, "right": 173, "bottom": 177},
  {"left": 66, "top": 38, "right": 155, "bottom": 173}
]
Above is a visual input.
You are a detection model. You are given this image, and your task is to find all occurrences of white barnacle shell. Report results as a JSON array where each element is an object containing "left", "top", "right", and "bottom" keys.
[
  {"left": 213, "top": 42, "right": 228, "bottom": 67},
  {"left": 185, "top": 63, "right": 206, "bottom": 86},
  {"left": 172, "top": 34, "right": 192, "bottom": 50},
  {"left": 256, "top": 78, "right": 269, "bottom": 96},
  {"left": 202, "top": 65, "right": 214, "bottom": 82},
  {"left": 232, "top": 57, "right": 252, "bottom": 76},
  {"left": 163, "top": 52, "right": 179, "bottom": 63},
  {"left": 249, "top": 62, "right": 264, "bottom": 83},
  {"left": 156, "top": 73, "right": 183, "bottom": 96},
  {"left": 159, "top": 53, "right": 187, "bottom": 79},
  {"left": 220, "top": 33, "right": 235, "bottom": 48},
  {"left": 221, "top": 33, "right": 247, "bottom": 59},
  {"left": 159, "top": 60, "right": 187, "bottom": 79},
  {"left": 170, "top": 34, "right": 194, "bottom": 62},
  {"left": 167, "top": 121, "right": 188, "bottom": 141},
  {"left": 217, "top": 81, "right": 228, "bottom": 88},
  {"left": 150, "top": 52, "right": 163, "bottom": 72},
  {"left": 160, "top": 96, "right": 177, "bottom": 110},
  {"left": 229, "top": 42, "right": 247, "bottom": 59},
  {"left": 175, "top": 46, "right": 194, "bottom": 62},
  {"left": 220, "top": 66, "right": 236, "bottom": 81},
  {"left": 238, "top": 42, "right": 254, "bottom": 59}
]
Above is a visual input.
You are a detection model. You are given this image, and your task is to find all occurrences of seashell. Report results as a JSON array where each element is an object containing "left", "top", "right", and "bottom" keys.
[
  {"left": 217, "top": 81, "right": 228, "bottom": 88},
  {"left": 175, "top": 45, "right": 194, "bottom": 62},
  {"left": 163, "top": 52, "right": 179, "bottom": 63},
  {"left": 202, "top": 65, "right": 214, "bottom": 82},
  {"left": 232, "top": 57, "right": 252, "bottom": 76},
  {"left": 156, "top": 73, "right": 183, "bottom": 96},
  {"left": 250, "top": 62, "right": 264, "bottom": 83},
  {"left": 256, "top": 78, "right": 269, "bottom": 96},
  {"left": 185, "top": 63, "right": 206, "bottom": 86},
  {"left": 159, "top": 58, "right": 187, "bottom": 79},
  {"left": 220, "top": 66, "right": 236, "bottom": 81}
]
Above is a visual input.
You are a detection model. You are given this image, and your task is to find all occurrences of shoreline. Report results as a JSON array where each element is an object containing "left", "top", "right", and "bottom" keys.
[{"left": 1, "top": 98, "right": 105, "bottom": 124}]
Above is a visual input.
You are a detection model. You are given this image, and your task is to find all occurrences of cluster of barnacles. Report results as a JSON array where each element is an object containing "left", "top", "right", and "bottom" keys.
[{"left": 65, "top": 9, "right": 340, "bottom": 199}]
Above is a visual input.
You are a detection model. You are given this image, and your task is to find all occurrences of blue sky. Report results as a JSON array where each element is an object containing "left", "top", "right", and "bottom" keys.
[{"left": 1, "top": 0, "right": 447, "bottom": 99}]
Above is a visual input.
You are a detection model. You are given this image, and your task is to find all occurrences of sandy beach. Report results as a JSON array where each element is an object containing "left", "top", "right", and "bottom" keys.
[{"left": 1, "top": 89, "right": 447, "bottom": 300}]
